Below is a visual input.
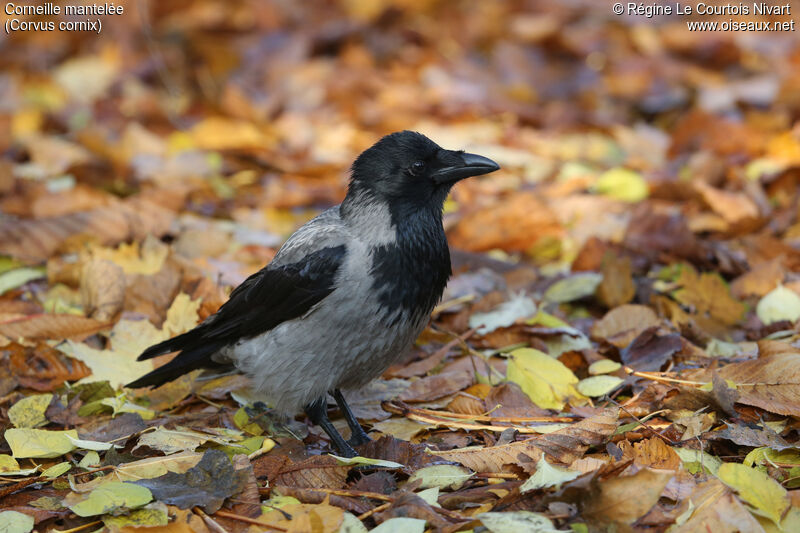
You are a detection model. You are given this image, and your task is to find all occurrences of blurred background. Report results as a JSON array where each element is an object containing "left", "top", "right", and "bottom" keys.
[{"left": 0, "top": 0, "right": 799, "bottom": 306}]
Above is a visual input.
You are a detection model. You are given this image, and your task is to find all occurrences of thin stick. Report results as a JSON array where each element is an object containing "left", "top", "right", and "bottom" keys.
[
  {"left": 49, "top": 521, "right": 103, "bottom": 533},
  {"left": 258, "top": 486, "right": 392, "bottom": 502},
  {"left": 607, "top": 398, "right": 677, "bottom": 445},
  {"left": 473, "top": 472, "right": 521, "bottom": 479},
  {"left": 194, "top": 507, "right": 230, "bottom": 533},
  {"left": 399, "top": 403, "right": 576, "bottom": 423},
  {"left": 624, "top": 368, "right": 706, "bottom": 386},
  {"left": 213, "top": 510, "right": 287, "bottom": 531},
  {"left": 357, "top": 502, "right": 391, "bottom": 521}
]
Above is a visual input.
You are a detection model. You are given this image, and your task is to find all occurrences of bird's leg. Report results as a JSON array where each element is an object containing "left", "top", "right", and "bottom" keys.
[
  {"left": 304, "top": 396, "right": 358, "bottom": 458},
  {"left": 333, "top": 389, "right": 371, "bottom": 447}
]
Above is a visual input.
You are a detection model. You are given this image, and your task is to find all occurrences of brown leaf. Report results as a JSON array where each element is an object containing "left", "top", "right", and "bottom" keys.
[
  {"left": 671, "top": 479, "right": 765, "bottom": 533},
  {"left": 693, "top": 181, "right": 760, "bottom": 227},
  {"left": 707, "top": 422, "right": 792, "bottom": 450},
  {"left": 274, "top": 455, "right": 351, "bottom": 490},
  {"left": 356, "top": 436, "right": 441, "bottom": 474},
  {"left": 596, "top": 253, "right": 635, "bottom": 308},
  {"left": 582, "top": 468, "right": 673, "bottom": 527},
  {"left": 432, "top": 410, "right": 618, "bottom": 472},
  {"left": 618, "top": 438, "right": 681, "bottom": 471},
  {"left": 717, "top": 351, "right": 800, "bottom": 417},
  {"left": 4, "top": 342, "right": 91, "bottom": 391},
  {"left": 485, "top": 382, "right": 549, "bottom": 419},
  {"left": 374, "top": 491, "right": 460, "bottom": 530},
  {"left": 731, "top": 258, "right": 784, "bottom": 299},
  {"left": 448, "top": 192, "right": 563, "bottom": 252},
  {"left": 0, "top": 197, "right": 174, "bottom": 263},
  {"left": 672, "top": 264, "right": 746, "bottom": 327},
  {"left": 80, "top": 257, "right": 125, "bottom": 321},
  {"left": 0, "top": 314, "right": 109, "bottom": 341},
  {"left": 620, "top": 328, "right": 682, "bottom": 372},
  {"left": 400, "top": 370, "right": 473, "bottom": 402},
  {"left": 591, "top": 304, "right": 660, "bottom": 348}
]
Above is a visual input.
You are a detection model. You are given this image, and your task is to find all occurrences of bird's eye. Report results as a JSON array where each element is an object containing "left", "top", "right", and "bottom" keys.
[{"left": 411, "top": 161, "right": 426, "bottom": 174}]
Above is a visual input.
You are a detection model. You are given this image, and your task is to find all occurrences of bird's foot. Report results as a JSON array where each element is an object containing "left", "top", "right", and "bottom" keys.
[
  {"left": 347, "top": 431, "right": 371, "bottom": 448},
  {"left": 334, "top": 441, "right": 360, "bottom": 458}
]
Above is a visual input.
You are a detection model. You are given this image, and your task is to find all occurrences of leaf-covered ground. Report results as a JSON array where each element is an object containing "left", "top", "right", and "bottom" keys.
[{"left": 1, "top": 1, "right": 800, "bottom": 532}]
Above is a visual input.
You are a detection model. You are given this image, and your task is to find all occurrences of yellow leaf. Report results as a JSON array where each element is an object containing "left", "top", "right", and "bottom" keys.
[
  {"left": 0, "top": 454, "right": 20, "bottom": 472},
  {"left": 717, "top": 462, "right": 789, "bottom": 524},
  {"left": 757, "top": 285, "right": 800, "bottom": 325},
  {"left": 190, "top": 117, "right": 266, "bottom": 151},
  {"left": 8, "top": 394, "right": 53, "bottom": 428},
  {"left": 506, "top": 348, "right": 585, "bottom": 410},
  {"left": 163, "top": 293, "right": 201, "bottom": 337},
  {"left": 673, "top": 264, "right": 745, "bottom": 326},
  {"left": 588, "top": 359, "right": 622, "bottom": 375},
  {"left": 594, "top": 167, "right": 648, "bottom": 203},
  {"left": 4, "top": 429, "right": 78, "bottom": 459},
  {"left": 93, "top": 238, "right": 168, "bottom": 275},
  {"left": 60, "top": 319, "right": 163, "bottom": 388},
  {"left": 577, "top": 375, "right": 624, "bottom": 397},
  {"left": 67, "top": 481, "right": 152, "bottom": 517}
]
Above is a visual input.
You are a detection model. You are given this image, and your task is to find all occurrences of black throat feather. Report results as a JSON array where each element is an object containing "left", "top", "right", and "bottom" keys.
[{"left": 369, "top": 201, "right": 452, "bottom": 324}]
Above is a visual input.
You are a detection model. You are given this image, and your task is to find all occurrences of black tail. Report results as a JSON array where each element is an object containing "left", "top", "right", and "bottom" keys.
[{"left": 127, "top": 328, "right": 228, "bottom": 389}]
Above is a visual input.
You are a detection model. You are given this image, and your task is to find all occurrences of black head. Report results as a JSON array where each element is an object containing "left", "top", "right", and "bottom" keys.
[{"left": 346, "top": 131, "right": 499, "bottom": 208}]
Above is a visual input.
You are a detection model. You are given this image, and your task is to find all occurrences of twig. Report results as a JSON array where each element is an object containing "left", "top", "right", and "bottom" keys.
[
  {"left": 194, "top": 507, "right": 230, "bottom": 533},
  {"left": 258, "top": 486, "right": 393, "bottom": 501},
  {"left": 357, "top": 502, "right": 391, "bottom": 521},
  {"left": 398, "top": 403, "right": 576, "bottom": 423},
  {"left": 607, "top": 398, "right": 677, "bottom": 445},
  {"left": 383, "top": 400, "right": 574, "bottom": 433},
  {"left": 624, "top": 368, "right": 705, "bottom": 386},
  {"left": 49, "top": 521, "right": 103, "bottom": 533},
  {"left": 0, "top": 476, "right": 42, "bottom": 499},
  {"left": 473, "top": 472, "right": 521, "bottom": 479},
  {"left": 213, "top": 510, "right": 287, "bottom": 531}
]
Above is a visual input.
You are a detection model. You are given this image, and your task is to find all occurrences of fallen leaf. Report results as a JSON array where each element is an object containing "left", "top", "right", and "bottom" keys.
[
  {"left": 103, "top": 502, "right": 169, "bottom": 530},
  {"left": 134, "top": 449, "right": 248, "bottom": 513},
  {"left": 672, "top": 478, "right": 765, "bottom": 533},
  {"left": 8, "top": 394, "right": 53, "bottom": 428},
  {"left": 0, "top": 511, "right": 34, "bottom": 533},
  {"left": 596, "top": 253, "right": 635, "bottom": 308},
  {"left": 757, "top": 285, "right": 800, "bottom": 325},
  {"left": 520, "top": 455, "right": 580, "bottom": 492},
  {"left": 407, "top": 465, "right": 473, "bottom": 490},
  {"left": 0, "top": 314, "right": 110, "bottom": 341},
  {"left": 79, "top": 258, "right": 125, "bottom": 321},
  {"left": 370, "top": 517, "right": 426, "bottom": 533},
  {"left": 582, "top": 468, "right": 672, "bottom": 527},
  {"left": 468, "top": 294, "right": 536, "bottom": 334},
  {"left": 506, "top": 348, "right": 585, "bottom": 410},
  {"left": 543, "top": 273, "right": 602, "bottom": 303},
  {"left": 432, "top": 410, "right": 618, "bottom": 471},
  {"left": 717, "top": 351, "right": 800, "bottom": 417},
  {"left": 672, "top": 264, "right": 745, "bottom": 326},
  {"left": 576, "top": 375, "right": 624, "bottom": 397},
  {"left": 588, "top": 359, "right": 622, "bottom": 375},
  {"left": 66, "top": 481, "right": 152, "bottom": 517},
  {"left": 4, "top": 428, "right": 78, "bottom": 459},
  {"left": 479, "top": 511, "right": 557, "bottom": 532},
  {"left": 621, "top": 328, "right": 682, "bottom": 372},
  {"left": 41, "top": 462, "right": 71, "bottom": 478},
  {"left": 593, "top": 167, "right": 648, "bottom": 203},
  {"left": 0, "top": 268, "right": 45, "bottom": 296},
  {"left": 591, "top": 304, "right": 660, "bottom": 348},
  {"left": 718, "top": 462, "right": 789, "bottom": 525}
]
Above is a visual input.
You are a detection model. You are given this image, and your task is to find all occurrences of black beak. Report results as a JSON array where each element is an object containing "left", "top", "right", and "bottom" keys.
[{"left": 431, "top": 151, "right": 500, "bottom": 184}]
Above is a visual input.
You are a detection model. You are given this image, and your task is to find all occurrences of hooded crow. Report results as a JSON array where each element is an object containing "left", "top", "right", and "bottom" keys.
[{"left": 128, "top": 131, "right": 500, "bottom": 456}]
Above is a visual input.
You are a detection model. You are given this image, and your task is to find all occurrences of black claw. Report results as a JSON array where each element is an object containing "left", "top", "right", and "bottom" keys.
[
  {"left": 333, "top": 389, "right": 371, "bottom": 448},
  {"left": 304, "top": 396, "right": 357, "bottom": 457}
]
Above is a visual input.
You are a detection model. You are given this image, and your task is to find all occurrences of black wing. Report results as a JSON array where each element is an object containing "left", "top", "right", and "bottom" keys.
[{"left": 126, "top": 245, "right": 346, "bottom": 388}]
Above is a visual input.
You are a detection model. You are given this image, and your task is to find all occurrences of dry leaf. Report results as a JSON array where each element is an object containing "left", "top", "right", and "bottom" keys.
[
  {"left": 432, "top": 410, "right": 618, "bottom": 471},
  {"left": 717, "top": 351, "right": 800, "bottom": 417}
]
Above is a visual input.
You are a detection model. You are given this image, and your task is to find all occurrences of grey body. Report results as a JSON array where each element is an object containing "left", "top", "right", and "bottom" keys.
[{"left": 220, "top": 199, "right": 430, "bottom": 413}]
